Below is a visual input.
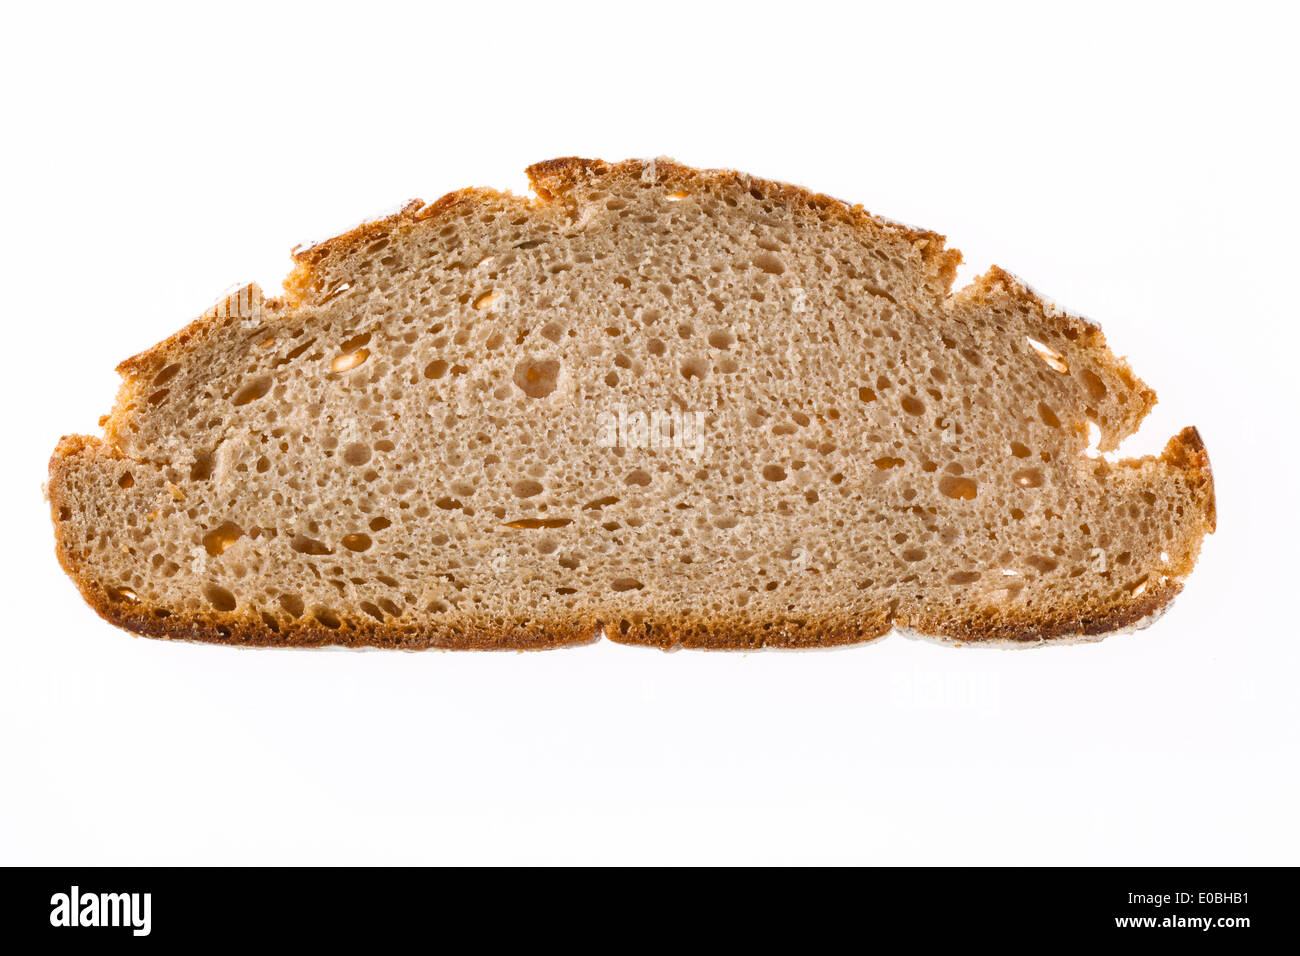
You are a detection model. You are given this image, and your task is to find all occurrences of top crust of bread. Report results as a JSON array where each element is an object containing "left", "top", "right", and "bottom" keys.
[{"left": 49, "top": 157, "right": 1215, "bottom": 650}]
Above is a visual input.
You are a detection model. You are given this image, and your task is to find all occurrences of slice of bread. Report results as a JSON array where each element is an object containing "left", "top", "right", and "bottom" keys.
[{"left": 47, "top": 157, "right": 1215, "bottom": 649}]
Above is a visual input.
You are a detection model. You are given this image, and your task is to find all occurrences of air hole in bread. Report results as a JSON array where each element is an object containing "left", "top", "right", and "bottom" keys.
[
  {"left": 680, "top": 357, "right": 709, "bottom": 381},
  {"left": 290, "top": 535, "right": 332, "bottom": 555},
  {"left": 202, "top": 584, "right": 236, "bottom": 612},
  {"left": 938, "top": 475, "right": 978, "bottom": 500},
  {"left": 202, "top": 521, "right": 244, "bottom": 557},
  {"left": 331, "top": 348, "right": 369, "bottom": 373},
  {"left": 342, "top": 443, "right": 372, "bottom": 466},
  {"left": 512, "top": 479, "right": 543, "bottom": 498},
  {"left": 314, "top": 608, "right": 342, "bottom": 629},
  {"left": 503, "top": 517, "right": 572, "bottom": 529},
  {"left": 232, "top": 376, "right": 272, "bottom": 406},
  {"left": 1013, "top": 468, "right": 1045, "bottom": 488},
  {"left": 153, "top": 363, "right": 181, "bottom": 386},
  {"left": 341, "top": 533, "right": 372, "bottom": 552},
  {"left": 105, "top": 584, "right": 139, "bottom": 603},
  {"left": 190, "top": 451, "right": 214, "bottom": 482},
  {"left": 318, "top": 281, "right": 352, "bottom": 304},
  {"left": 1081, "top": 368, "right": 1108, "bottom": 400},
  {"left": 1027, "top": 337, "right": 1070, "bottom": 373},
  {"left": 513, "top": 358, "right": 559, "bottom": 398}
]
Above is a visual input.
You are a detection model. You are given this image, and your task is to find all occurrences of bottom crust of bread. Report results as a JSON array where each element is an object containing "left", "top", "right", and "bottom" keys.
[{"left": 70, "top": 577, "right": 1182, "bottom": 651}]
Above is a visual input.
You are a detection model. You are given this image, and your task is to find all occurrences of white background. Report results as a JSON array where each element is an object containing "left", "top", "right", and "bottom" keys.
[{"left": 2, "top": 1, "right": 1296, "bottom": 864}]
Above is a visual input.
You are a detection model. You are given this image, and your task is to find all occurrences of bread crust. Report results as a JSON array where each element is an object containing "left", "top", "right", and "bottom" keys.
[{"left": 48, "top": 157, "right": 1216, "bottom": 650}]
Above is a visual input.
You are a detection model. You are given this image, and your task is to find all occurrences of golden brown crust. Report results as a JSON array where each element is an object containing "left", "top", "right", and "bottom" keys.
[
  {"left": 602, "top": 580, "right": 1182, "bottom": 650},
  {"left": 908, "top": 580, "right": 1183, "bottom": 645},
  {"left": 88, "top": 597, "right": 599, "bottom": 651},
  {"left": 48, "top": 156, "right": 1214, "bottom": 651},
  {"left": 604, "top": 614, "right": 895, "bottom": 650}
]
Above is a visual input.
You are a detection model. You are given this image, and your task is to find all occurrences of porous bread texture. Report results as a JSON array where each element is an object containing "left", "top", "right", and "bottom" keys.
[{"left": 47, "top": 157, "right": 1216, "bottom": 650}]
